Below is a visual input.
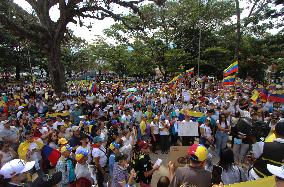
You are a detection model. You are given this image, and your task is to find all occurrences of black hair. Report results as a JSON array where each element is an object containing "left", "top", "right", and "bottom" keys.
[
  {"left": 218, "top": 147, "right": 234, "bottom": 171},
  {"left": 157, "top": 176, "right": 170, "bottom": 187},
  {"left": 115, "top": 153, "right": 128, "bottom": 162}
]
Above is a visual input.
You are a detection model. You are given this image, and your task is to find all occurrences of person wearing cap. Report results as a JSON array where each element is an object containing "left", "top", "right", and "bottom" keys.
[
  {"left": 169, "top": 144, "right": 211, "bottom": 187},
  {"left": 56, "top": 144, "right": 76, "bottom": 187},
  {"left": 76, "top": 133, "right": 92, "bottom": 164},
  {"left": 109, "top": 141, "right": 121, "bottom": 177},
  {"left": 249, "top": 121, "right": 284, "bottom": 180},
  {"left": 75, "top": 148, "right": 93, "bottom": 186},
  {"left": 135, "top": 140, "right": 159, "bottom": 187},
  {"left": 267, "top": 163, "right": 284, "bottom": 187},
  {"left": 0, "top": 159, "right": 35, "bottom": 187},
  {"left": 111, "top": 153, "right": 136, "bottom": 187},
  {"left": 92, "top": 136, "right": 107, "bottom": 187}
]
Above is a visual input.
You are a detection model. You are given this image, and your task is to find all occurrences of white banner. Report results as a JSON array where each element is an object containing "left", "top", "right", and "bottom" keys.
[{"left": 178, "top": 122, "right": 199, "bottom": 136}]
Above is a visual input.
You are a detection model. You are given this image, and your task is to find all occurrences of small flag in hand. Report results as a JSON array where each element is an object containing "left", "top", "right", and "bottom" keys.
[{"left": 42, "top": 145, "right": 61, "bottom": 166}]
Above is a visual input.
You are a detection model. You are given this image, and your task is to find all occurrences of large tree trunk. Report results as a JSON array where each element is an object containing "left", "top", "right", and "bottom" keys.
[
  {"left": 47, "top": 41, "right": 67, "bottom": 93},
  {"left": 235, "top": 0, "right": 241, "bottom": 60}
]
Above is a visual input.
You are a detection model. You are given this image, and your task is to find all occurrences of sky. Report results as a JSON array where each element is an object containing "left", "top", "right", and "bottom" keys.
[{"left": 14, "top": 0, "right": 282, "bottom": 43}]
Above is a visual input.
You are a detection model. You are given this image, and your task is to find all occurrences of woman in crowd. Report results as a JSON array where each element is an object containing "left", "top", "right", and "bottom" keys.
[
  {"left": 48, "top": 131, "right": 59, "bottom": 149},
  {"left": 111, "top": 153, "right": 137, "bottom": 187},
  {"left": 159, "top": 116, "right": 170, "bottom": 154},
  {"left": 215, "top": 113, "right": 231, "bottom": 156},
  {"left": 218, "top": 148, "right": 247, "bottom": 185}
]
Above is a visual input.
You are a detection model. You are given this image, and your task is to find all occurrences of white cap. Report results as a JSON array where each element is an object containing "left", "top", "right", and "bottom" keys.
[
  {"left": 0, "top": 159, "right": 35, "bottom": 178},
  {"left": 72, "top": 126, "right": 80, "bottom": 132},
  {"left": 267, "top": 164, "right": 284, "bottom": 179},
  {"left": 18, "top": 106, "right": 25, "bottom": 110}
]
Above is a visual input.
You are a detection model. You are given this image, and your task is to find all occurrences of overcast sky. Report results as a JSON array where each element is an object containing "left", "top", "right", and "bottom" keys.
[{"left": 14, "top": 0, "right": 282, "bottom": 43}]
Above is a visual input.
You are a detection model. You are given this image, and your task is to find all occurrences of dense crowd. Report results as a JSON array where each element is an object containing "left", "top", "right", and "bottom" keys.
[{"left": 0, "top": 76, "right": 283, "bottom": 187}]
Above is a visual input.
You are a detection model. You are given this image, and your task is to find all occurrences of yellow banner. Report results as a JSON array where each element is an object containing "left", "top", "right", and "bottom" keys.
[{"left": 225, "top": 176, "right": 275, "bottom": 187}]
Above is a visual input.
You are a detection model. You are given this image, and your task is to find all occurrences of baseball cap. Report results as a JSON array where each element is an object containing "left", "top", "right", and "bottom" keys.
[
  {"left": 58, "top": 138, "right": 68, "bottom": 145},
  {"left": 109, "top": 142, "right": 120, "bottom": 151},
  {"left": 267, "top": 164, "right": 284, "bottom": 180},
  {"left": 75, "top": 147, "right": 89, "bottom": 161},
  {"left": 161, "top": 116, "right": 166, "bottom": 120},
  {"left": 72, "top": 126, "right": 80, "bottom": 132},
  {"left": 188, "top": 144, "right": 208, "bottom": 162},
  {"left": 138, "top": 140, "right": 149, "bottom": 150},
  {"left": 93, "top": 136, "right": 103, "bottom": 143},
  {"left": 0, "top": 159, "right": 35, "bottom": 178},
  {"left": 18, "top": 106, "right": 25, "bottom": 110},
  {"left": 275, "top": 121, "right": 284, "bottom": 136},
  {"left": 60, "top": 144, "right": 72, "bottom": 153}
]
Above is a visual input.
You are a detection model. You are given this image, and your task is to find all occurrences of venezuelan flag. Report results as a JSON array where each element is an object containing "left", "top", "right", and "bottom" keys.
[
  {"left": 260, "top": 89, "right": 268, "bottom": 102},
  {"left": 224, "top": 61, "right": 238, "bottom": 77},
  {"left": 185, "top": 68, "right": 194, "bottom": 76},
  {"left": 126, "top": 93, "right": 135, "bottom": 102},
  {"left": 223, "top": 75, "right": 235, "bottom": 85},
  {"left": 251, "top": 90, "right": 259, "bottom": 102},
  {"left": 89, "top": 83, "right": 97, "bottom": 93},
  {"left": 268, "top": 92, "right": 284, "bottom": 103},
  {"left": 42, "top": 145, "right": 61, "bottom": 166}
]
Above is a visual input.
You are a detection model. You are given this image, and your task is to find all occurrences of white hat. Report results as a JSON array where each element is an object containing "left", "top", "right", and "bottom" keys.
[
  {"left": 72, "top": 126, "right": 80, "bottom": 132},
  {"left": 18, "top": 106, "right": 25, "bottom": 110},
  {"left": 267, "top": 164, "right": 284, "bottom": 179},
  {"left": 0, "top": 159, "right": 35, "bottom": 178}
]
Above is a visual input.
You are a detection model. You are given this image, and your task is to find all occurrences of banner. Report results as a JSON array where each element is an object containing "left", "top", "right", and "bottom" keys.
[
  {"left": 169, "top": 146, "right": 189, "bottom": 167},
  {"left": 178, "top": 122, "right": 199, "bottom": 136}
]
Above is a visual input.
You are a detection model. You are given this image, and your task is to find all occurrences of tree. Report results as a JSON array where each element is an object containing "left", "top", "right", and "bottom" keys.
[{"left": 0, "top": 0, "right": 160, "bottom": 92}]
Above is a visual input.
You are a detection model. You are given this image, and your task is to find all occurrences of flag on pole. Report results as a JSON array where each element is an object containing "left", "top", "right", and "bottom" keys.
[
  {"left": 223, "top": 76, "right": 236, "bottom": 85},
  {"left": 251, "top": 90, "right": 259, "bottom": 102},
  {"left": 185, "top": 68, "right": 194, "bottom": 76},
  {"left": 126, "top": 93, "right": 135, "bottom": 102},
  {"left": 224, "top": 61, "right": 238, "bottom": 77},
  {"left": 89, "top": 82, "right": 97, "bottom": 93}
]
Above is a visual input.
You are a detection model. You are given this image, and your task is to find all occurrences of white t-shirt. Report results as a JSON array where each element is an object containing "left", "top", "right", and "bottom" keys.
[
  {"left": 200, "top": 124, "right": 212, "bottom": 139},
  {"left": 75, "top": 163, "right": 93, "bottom": 183},
  {"left": 150, "top": 121, "right": 159, "bottom": 135},
  {"left": 92, "top": 146, "right": 107, "bottom": 167},
  {"left": 133, "top": 111, "right": 143, "bottom": 123},
  {"left": 159, "top": 120, "right": 170, "bottom": 135},
  {"left": 86, "top": 95, "right": 95, "bottom": 105},
  {"left": 216, "top": 119, "right": 230, "bottom": 129}
]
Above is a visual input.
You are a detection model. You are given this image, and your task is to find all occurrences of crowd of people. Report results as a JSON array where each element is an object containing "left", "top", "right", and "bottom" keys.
[{"left": 0, "top": 75, "right": 283, "bottom": 187}]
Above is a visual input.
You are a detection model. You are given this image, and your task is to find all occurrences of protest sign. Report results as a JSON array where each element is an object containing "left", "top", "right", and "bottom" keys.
[
  {"left": 178, "top": 122, "right": 199, "bottom": 136},
  {"left": 169, "top": 146, "right": 189, "bottom": 167}
]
